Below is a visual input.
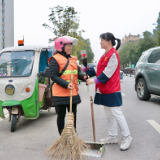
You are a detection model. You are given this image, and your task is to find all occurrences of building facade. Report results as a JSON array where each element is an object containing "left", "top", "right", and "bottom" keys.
[
  {"left": 122, "top": 33, "right": 140, "bottom": 46},
  {"left": 0, "top": 0, "right": 14, "bottom": 50}
]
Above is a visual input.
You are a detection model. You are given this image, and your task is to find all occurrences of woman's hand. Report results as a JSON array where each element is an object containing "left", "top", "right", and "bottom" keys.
[
  {"left": 78, "top": 65, "right": 83, "bottom": 71},
  {"left": 86, "top": 79, "right": 95, "bottom": 85},
  {"left": 84, "top": 75, "right": 90, "bottom": 80},
  {"left": 67, "top": 83, "right": 73, "bottom": 90}
]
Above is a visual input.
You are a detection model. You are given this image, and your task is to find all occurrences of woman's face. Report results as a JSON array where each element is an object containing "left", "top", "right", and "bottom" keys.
[
  {"left": 64, "top": 44, "right": 72, "bottom": 55},
  {"left": 100, "top": 38, "right": 110, "bottom": 49}
]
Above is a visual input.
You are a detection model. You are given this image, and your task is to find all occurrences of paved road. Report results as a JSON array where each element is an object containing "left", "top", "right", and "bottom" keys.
[{"left": 0, "top": 75, "right": 160, "bottom": 160}]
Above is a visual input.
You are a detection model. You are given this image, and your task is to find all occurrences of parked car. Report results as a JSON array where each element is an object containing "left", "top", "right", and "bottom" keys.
[
  {"left": 135, "top": 46, "right": 160, "bottom": 101},
  {"left": 122, "top": 67, "right": 135, "bottom": 75},
  {"left": 120, "top": 70, "right": 124, "bottom": 79}
]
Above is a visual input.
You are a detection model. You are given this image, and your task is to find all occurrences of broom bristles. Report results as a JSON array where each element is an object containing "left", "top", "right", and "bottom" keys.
[{"left": 47, "top": 112, "right": 88, "bottom": 160}]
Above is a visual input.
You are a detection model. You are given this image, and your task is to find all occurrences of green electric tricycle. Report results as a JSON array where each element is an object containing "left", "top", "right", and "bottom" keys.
[{"left": 0, "top": 44, "right": 54, "bottom": 132}]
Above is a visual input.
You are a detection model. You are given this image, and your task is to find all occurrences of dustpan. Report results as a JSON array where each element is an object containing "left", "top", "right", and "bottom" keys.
[{"left": 83, "top": 96, "right": 105, "bottom": 158}]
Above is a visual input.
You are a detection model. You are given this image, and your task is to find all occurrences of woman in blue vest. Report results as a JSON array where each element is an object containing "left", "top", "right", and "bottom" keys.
[{"left": 86, "top": 32, "right": 132, "bottom": 151}]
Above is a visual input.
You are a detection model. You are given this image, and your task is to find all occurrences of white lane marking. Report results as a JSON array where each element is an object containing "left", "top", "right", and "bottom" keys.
[
  {"left": 147, "top": 120, "right": 160, "bottom": 134},
  {"left": 122, "top": 93, "right": 125, "bottom": 96},
  {"left": 0, "top": 109, "right": 9, "bottom": 122}
]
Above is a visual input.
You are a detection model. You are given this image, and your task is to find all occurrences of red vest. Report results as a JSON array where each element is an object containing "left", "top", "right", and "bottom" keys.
[{"left": 96, "top": 48, "right": 121, "bottom": 94}]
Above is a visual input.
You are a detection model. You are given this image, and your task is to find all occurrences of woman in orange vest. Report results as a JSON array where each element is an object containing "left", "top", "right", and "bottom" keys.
[{"left": 49, "top": 36, "right": 87, "bottom": 135}]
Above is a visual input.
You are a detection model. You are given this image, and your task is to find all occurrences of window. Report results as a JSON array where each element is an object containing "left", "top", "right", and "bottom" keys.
[
  {"left": 2, "top": 45, "right": 5, "bottom": 49},
  {"left": 148, "top": 49, "right": 160, "bottom": 64},
  {"left": 2, "top": 18, "right": 4, "bottom": 23},
  {"left": 0, "top": 51, "right": 35, "bottom": 77},
  {"left": 2, "top": 32, "right": 4, "bottom": 36},
  {"left": 138, "top": 51, "right": 150, "bottom": 62}
]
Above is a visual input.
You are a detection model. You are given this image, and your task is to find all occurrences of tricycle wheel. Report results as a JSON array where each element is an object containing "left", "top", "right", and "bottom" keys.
[{"left": 11, "top": 114, "right": 17, "bottom": 132}]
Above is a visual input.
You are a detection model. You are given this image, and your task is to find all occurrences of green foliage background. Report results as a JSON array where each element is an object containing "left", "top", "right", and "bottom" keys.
[
  {"left": 42, "top": 5, "right": 94, "bottom": 63},
  {"left": 119, "top": 12, "right": 160, "bottom": 68}
]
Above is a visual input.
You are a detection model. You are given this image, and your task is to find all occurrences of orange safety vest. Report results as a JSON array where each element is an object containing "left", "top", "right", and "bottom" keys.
[{"left": 52, "top": 53, "right": 78, "bottom": 97}]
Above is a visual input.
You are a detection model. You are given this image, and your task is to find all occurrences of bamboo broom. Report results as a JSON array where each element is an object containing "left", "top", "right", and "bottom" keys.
[{"left": 47, "top": 70, "right": 88, "bottom": 160}]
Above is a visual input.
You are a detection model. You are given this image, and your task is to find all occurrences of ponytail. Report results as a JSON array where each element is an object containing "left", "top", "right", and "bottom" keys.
[
  {"left": 100, "top": 32, "right": 121, "bottom": 50},
  {"left": 115, "top": 38, "right": 121, "bottom": 50}
]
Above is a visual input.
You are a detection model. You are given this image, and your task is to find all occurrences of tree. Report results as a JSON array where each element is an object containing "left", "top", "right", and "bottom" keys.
[
  {"left": 119, "top": 12, "right": 160, "bottom": 68},
  {"left": 42, "top": 5, "right": 94, "bottom": 62},
  {"left": 84, "top": 39, "right": 94, "bottom": 63},
  {"left": 153, "top": 12, "right": 160, "bottom": 46},
  {"left": 119, "top": 31, "right": 157, "bottom": 68},
  {"left": 78, "top": 38, "right": 94, "bottom": 63},
  {"left": 71, "top": 38, "right": 94, "bottom": 63},
  {"left": 119, "top": 42, "right": 139, "bottom": 67},
  {"left": 119, "top": 44, "right": 129, "bottom": 67},
  {"left": 138, "top": 31, "right": 156, "bottom": 54},
  {"left": 43, "top": 5, "right": 83, "bottom": 41}
]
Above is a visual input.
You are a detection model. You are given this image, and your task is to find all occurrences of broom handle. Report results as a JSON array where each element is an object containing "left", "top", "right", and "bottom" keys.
[
  {"left": 70, "top": 70, "right": 73, "bottom": 112},
  {"left": 90, "top": 96, "right": 96, "bottom": 142}
]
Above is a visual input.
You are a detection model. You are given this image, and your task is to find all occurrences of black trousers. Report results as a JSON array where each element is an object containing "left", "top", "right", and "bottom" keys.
[{"left": 55, "top": 104, "right": 77, "bottom": 135}]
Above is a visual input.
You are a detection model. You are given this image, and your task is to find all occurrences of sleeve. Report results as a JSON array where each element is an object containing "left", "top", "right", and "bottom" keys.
[
  {"left": 85, "top": 67, "right": 97, "bottom": 77},
  {"left": 78, "top": 66, "right": 85, "bottom": 81},
  {"left": 97, "top": 53, "right": 118, "bottom": 84},
  {"left": 49, "top": 58, "right": 69, "bottom": 89}
]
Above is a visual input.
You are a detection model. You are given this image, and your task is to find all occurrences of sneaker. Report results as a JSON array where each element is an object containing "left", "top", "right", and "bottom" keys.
[
  {"left": 120, "top": 136, "right": 133, "bottom": 151},
  {"left": 100, "top": 135, "right": 118, "bottom": 144}
]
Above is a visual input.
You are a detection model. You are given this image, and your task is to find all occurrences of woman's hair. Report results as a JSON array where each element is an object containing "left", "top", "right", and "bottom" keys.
[{"left": 100, "top": 32, "right": 121, "bottom": 50}]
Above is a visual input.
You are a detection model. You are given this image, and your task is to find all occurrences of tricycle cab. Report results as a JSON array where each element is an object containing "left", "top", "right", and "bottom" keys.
[{"left": 0, "top": 45, "right": 53, "bottom": 131}]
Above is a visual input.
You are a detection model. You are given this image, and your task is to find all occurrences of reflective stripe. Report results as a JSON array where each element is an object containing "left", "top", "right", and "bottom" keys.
[{"left": 60, "top": 70, "right": 77, "bottom": 75}]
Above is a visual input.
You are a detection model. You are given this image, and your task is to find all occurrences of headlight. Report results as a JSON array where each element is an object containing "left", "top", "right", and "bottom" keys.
[{"left": 5, "top": 85, "right": 15, "bottom": 95}]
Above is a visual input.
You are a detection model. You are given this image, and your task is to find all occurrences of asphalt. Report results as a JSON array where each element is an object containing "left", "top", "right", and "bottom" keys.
[{"left": 0, "top": 75, "right": 160, "bottom": 160}]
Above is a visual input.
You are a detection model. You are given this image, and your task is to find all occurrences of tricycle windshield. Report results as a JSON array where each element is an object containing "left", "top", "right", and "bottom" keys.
[{"left": 0, "top": 51, "right": 35, "bottom": 77}]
